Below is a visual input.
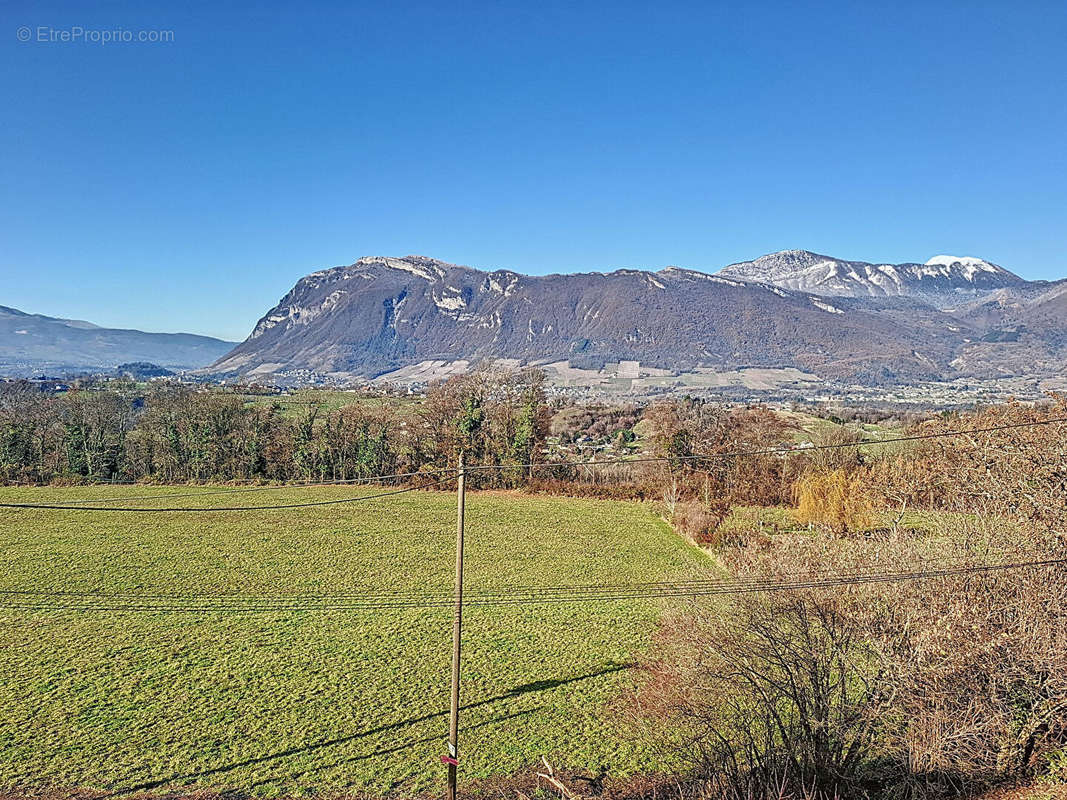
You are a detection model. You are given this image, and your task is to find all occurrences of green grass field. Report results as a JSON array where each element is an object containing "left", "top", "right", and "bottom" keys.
[
  {"left": 0, "top": 486, "right": 710, "bottom": 797},
  {"left": 242, "top": 390, "right": 421, "bottom": 418}
]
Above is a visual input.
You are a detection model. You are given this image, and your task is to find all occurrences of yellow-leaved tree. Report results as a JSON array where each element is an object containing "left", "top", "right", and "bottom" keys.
[{"left": 793, "top": 468, "right": 874, "bottom": 534}]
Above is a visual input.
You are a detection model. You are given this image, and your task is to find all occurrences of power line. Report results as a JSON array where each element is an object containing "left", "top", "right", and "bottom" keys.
[
  {"left": 0, "top": 547, "right": 1037, "bottom": 601},
  {"left": 463, "top": 414, "right": 1067, "bottom": 474},
  {"left": 49, "top": 469, "right": 444, "bottom": 505},
  {"left": 4, "top": 557, "right": 1062, "bottom": 612},
  {"left": 0, "top": 474, "right": 457, "bottom": 512},
  {"left": 2, "top": 555, "right": 1061, "bottom": 613},
  {"left": 2, "top": 415, "right": 1064, "bottom": 512}
]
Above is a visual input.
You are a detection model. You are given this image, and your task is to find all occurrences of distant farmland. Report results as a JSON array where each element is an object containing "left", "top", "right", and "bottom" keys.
[{"left": 0, "top": 486, "right": 710, "bottom": 796}]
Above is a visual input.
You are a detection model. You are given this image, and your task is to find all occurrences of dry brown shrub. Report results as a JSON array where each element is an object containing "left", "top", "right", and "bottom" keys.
[
  {"left": 630, "top": 580, "right": 890, "bottom": 797},
  {"left": 805, "top": 425, "right": 867, "bottom": 473},
  {"left": 865, "top": 519, "right": 1067, "bottom": 788},
  {"left": 626, "top": 401, "right": 1067, "bottom": 797},
  {"left": 643, "top": 400, "right": 796, "bottom": 508},
  {"left": 792, "top": 524, "right": 1062, "bottom": 781},
  {"left": 631, "top": 504, "right": 1067, "bottom": 797},
  {"left": 672, "top": 499, "right": 731, "bottom": 546},
  {"left": 865, "top": 399, "right": 1067, "bottom": 529}
]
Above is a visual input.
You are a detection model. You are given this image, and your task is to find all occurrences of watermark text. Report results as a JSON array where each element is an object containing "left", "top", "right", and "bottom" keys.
[{"left": 17, "top": 25, "right": 174, "bottom": 44}]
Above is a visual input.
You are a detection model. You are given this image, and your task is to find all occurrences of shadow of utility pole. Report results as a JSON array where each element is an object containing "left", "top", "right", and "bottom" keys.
[{"left": 101, "top": 660, "right": 634, "bottom": 797}]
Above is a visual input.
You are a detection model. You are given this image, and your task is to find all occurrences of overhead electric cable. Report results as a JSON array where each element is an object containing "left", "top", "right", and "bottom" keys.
[
  {"left": 0, "top": 546, "right": 1041, "bottom": 601},
  {"left": 51, "top": 468, "right": 451, "bottom": 504},
  {"left": 0, "top": 474, "right": 456, "bottom": 512},
  {"left": 1, "top": 555, "right": 1061, "bottom": 613}
]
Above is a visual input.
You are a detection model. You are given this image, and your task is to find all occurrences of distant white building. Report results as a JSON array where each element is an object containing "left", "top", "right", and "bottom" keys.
[{"left": 618, "top": 360, "right": 640, "bottom": 379}]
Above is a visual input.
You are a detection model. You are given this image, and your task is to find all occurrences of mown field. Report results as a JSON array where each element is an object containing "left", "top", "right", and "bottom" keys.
[
  {"left": 241, "top": 390, "right": 422, "bottom": 418},
  {"left": 0, "top": 486, "right": 711, "bottom": 797}
]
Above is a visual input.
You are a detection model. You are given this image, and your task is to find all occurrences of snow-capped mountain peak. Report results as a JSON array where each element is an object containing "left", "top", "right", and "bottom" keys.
[
  {"left": 926, "top": 255, "right": 994, "bottom": 269},
  {"left": 923, "top": 255, "right": 1003, "bottom": 280},
  {"left": 718, "top": 250, "right": 1025, "bottom": 307}
]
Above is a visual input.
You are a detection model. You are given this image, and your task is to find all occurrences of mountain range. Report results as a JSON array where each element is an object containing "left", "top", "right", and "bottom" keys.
[
  {"left": 202, "top": 251, "right": 1067, "bottom": 387},
  {"left": 0, "top": 305, "right": 235, "bottom": 377}
]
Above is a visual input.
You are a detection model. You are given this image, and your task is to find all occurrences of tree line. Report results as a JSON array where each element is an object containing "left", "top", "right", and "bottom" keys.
[{"left": 0, "top": 370, "right": 550, "bottom": 486}]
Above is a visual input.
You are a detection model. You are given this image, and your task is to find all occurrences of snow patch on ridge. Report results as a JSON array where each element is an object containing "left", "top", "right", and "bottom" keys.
[
  {"left": 434, "top": 292, "right": 466, "bottom": 312},
  {"left": 812, "top": 299, "right": 844, "bottom": 314},
  {"left": 486, "top": 273, "right": 519, "bottom": 297},
  {"left": 358, "top": 256, "right": 444, "bottom": 281}
]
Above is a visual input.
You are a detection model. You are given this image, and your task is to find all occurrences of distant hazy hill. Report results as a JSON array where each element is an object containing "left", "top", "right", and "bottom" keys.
[{"left": 0, "top": 305, "right": 235, "bottom": 376}]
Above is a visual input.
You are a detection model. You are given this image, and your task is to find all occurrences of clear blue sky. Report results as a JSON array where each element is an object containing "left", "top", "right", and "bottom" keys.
[{"left": 2, "top": 1, "right": 1065, "bottom": 341}]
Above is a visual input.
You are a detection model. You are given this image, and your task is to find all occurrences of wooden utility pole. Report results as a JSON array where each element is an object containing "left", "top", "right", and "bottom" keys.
[{"left": 446, "top": 451, "right": 466, "bottom": 800}]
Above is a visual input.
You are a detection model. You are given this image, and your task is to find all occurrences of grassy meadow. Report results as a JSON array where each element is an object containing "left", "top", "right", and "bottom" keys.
[
  {"left": 241, "top": 390, "right": 422, "bottom": 418},
  {"left": 0, "top": 485, "right": 711, "bottom": 797}
]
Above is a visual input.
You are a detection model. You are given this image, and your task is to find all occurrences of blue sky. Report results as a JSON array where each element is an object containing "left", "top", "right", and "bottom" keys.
[{"left": 2, "top": 1, "right": 1065, "bottom": 341}]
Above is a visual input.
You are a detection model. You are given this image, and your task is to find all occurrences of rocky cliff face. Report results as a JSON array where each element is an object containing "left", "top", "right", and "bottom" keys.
[{"left": 206, "top": 255, "right": 978, "bottom": 385}]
